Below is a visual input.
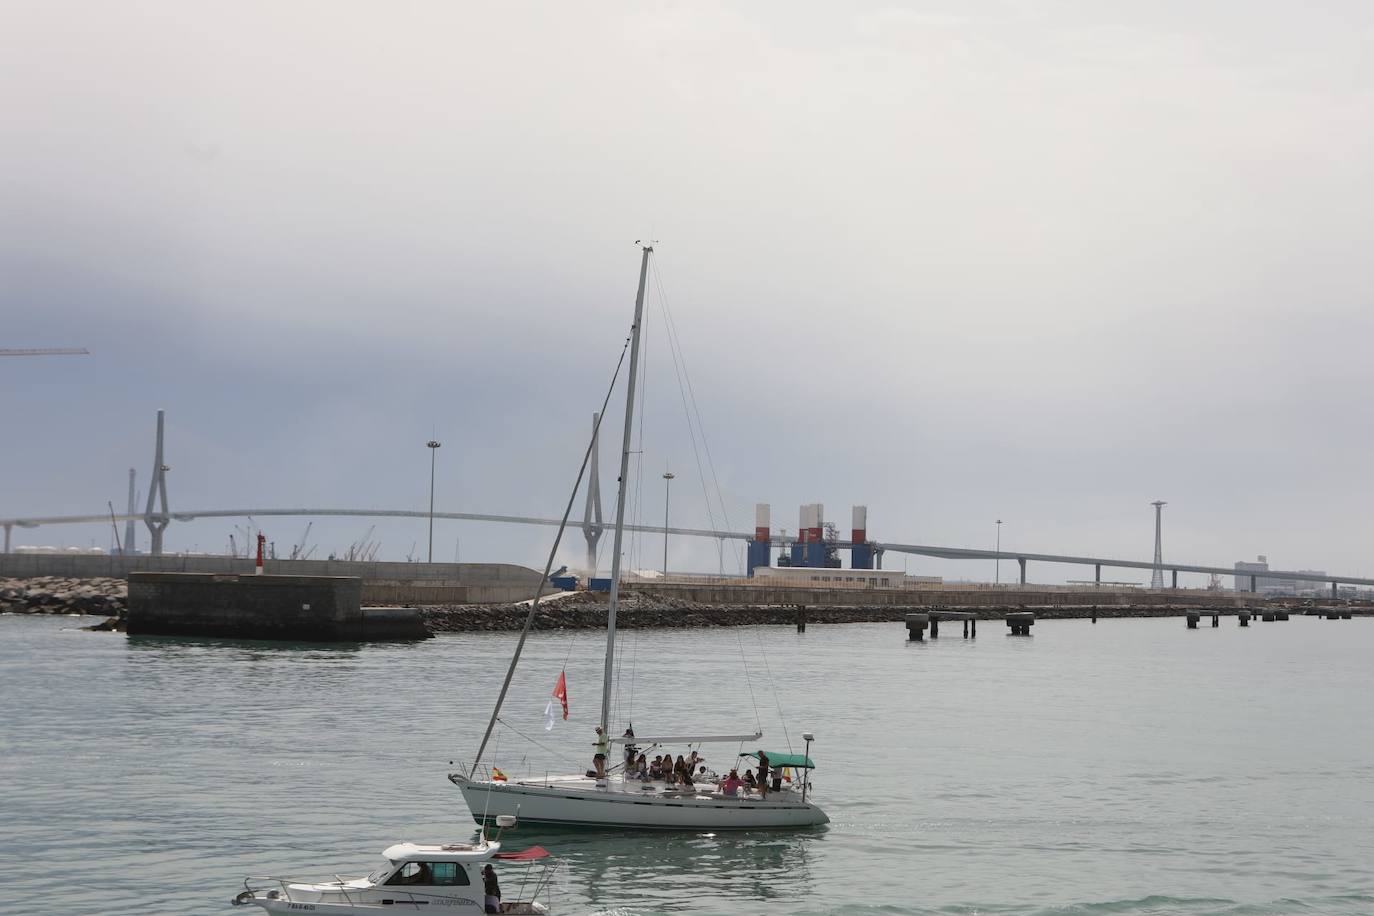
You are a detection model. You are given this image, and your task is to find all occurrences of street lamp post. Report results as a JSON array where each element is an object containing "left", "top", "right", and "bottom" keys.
[
  {"left": 662, "top": 471, "right": 675, "bottom": 578},
  {"left": 427, "top": 440, "right": 442, "bottom": 563},
  {"left": 995, "top": 519, "right": 1002, "bottom": 585}
]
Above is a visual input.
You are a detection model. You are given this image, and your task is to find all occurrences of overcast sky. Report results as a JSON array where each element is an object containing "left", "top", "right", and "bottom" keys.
[{"left": 4, "top": 1, "right": 1372, "bottom": 584}]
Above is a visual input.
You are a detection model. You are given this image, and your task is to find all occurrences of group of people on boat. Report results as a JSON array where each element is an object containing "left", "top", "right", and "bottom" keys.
[
  {"left": 592, "top": 728, "right": 784, "bottom": 798},
  {"left": 637, "top": 752, "right": 706, "bottom": 785}
]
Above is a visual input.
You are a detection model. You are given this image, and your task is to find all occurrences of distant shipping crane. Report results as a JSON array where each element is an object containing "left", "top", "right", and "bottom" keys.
[{"left": 290, "top": 522, "right": 314, "bottom": 560}]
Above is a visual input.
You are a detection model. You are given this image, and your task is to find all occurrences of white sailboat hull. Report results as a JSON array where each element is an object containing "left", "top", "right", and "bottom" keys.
[{"left": 452, "top": 773, "right": 829, "bottom": 830}]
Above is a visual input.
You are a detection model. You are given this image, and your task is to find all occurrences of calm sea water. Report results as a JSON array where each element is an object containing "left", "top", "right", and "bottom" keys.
[{"left": 3, "top": 612, "right": 1373, "bottom": 915}]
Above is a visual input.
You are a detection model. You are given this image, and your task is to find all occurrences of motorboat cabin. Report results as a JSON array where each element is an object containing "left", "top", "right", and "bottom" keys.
[{"left": 233, "top": 836, "right": 556, "bottom": 915}]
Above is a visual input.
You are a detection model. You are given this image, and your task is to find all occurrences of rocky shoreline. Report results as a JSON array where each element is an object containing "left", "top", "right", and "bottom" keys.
[
  {"left": 0, "top": 577, "right": 1294, "bottom": 634},
  {"left": 419, "top": 590, "right": 1253, "bottom": 632},
  {"left": 0, "top": 577, "right": 126, "bottom": 616}
]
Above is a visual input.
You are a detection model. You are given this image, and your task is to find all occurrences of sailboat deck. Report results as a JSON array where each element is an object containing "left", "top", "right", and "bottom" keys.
[{"left": 509, "top": 773, "right": 809, "bottom": 805}]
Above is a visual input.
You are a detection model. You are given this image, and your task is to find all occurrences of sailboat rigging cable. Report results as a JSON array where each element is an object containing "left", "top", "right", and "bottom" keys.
[
  {"left": 651, "top": 259, "right": 741, "bottom": 573},
  {"left": 469, "top": 336, "right": 632, "bottom": 773},
  {"left": 737, "top": 632, "right": 764, "bottom": 735},
  {"left": 628, "top": 278, "right": 651, "bottom": 574},
  {"left": 494, "top": 716, "right": 564, "bottom": 758},
  {"left": 756, "top": 633, "right": 794, "bottom": 755}
]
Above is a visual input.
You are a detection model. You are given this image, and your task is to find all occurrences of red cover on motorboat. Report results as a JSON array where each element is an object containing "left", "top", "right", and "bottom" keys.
[{"left": 493, "top": 846, "right": 550, "bottom": 861}]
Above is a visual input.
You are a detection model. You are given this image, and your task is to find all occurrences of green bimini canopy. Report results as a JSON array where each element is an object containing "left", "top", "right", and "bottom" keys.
[{"left": 742, "top": 751, "right": 815, "bottom": 769}]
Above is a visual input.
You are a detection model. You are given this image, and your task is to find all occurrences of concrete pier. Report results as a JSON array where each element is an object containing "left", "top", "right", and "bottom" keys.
[
  {"left": 905, "top": 613, "right": 929, "bottom": 641},
  {"left": 127, "top": 572, "right": 429, "bottom": 641},
  {"left": 927, "top": 610, "right": 976, "bottom": 639}
]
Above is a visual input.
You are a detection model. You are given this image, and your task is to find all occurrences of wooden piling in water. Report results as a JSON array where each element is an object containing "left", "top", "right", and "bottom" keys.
[
  {"left": 1005, "top": 612, "right": 1035, "bottom": 636},
  {"left": 1186, "top": 611, "right": 1200, "bottom": 629}
]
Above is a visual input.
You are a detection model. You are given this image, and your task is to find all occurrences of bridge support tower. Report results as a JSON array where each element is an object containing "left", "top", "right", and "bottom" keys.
[
  {"left": 143, "top": 410, "right": 171, "bottom": 556},
  {"left": 124, "top": 469, "right": 137, "bottom": 555},
  {"left": 581, "top": 412, "right": 604, "bottom": 573}
]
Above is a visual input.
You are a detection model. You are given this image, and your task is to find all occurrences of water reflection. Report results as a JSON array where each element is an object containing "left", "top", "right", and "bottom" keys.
[
  {"left": 125, "top": 633, "right": 369, "bottom": 655},
  {"left": 511, "top": 827, "right": 821, "bottom": 911}
]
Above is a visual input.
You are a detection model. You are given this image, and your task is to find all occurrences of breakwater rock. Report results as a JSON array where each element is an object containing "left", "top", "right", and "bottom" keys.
[
  {"left": 419, "top": 591, "right": 1246, "bottom": 632},
  {"left": 0, "top": 577, "right": 127, "bottom": 616}
]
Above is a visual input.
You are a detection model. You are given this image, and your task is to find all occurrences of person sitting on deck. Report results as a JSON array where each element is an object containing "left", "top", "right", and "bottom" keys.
[
  {"left": 636, "top": 753, "right": 650, "bottom": 780},
  {"left": 743, "top": 770, "right": 757, "bottom": 789},
  {"left": 720, "top": 769, "right": 745, "bottom": 796},
  {"left": 673, "top": 755, "right": 689, "bottom": 786},
  {"left": 649, "top": 755, "right": 663, "bottom": 779}
]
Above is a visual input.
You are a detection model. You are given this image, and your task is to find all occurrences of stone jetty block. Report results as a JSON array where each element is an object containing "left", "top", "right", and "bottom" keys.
[{"left": 127, "top": 572, "right": 428, "bottom": 641}]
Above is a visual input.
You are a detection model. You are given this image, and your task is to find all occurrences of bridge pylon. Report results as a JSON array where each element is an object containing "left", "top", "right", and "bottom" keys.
[
  {"left": 581, "top": 412, "right": 604, "bottom": 574},
  {"left": 144, "top": 410, "right": 171, "bottom": 556},
  {"left": 123, "top": 468, "right": 137, "bottom": 555}
]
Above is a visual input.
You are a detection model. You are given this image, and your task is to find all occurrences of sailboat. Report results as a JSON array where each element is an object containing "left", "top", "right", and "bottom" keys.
[{"left": 449, "top": 245, "right": 828, "bottom": 830}]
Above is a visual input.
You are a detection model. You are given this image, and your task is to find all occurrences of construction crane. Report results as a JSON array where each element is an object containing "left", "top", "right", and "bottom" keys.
[
  {"left": 290, "top": 522, "right": 313, "bottom": 560},
  {"left": 0, "top": 348, "right": 90, "bottom": 356},
  {"left": 346, "top": 525, "right": 376, "bottom": 562}
]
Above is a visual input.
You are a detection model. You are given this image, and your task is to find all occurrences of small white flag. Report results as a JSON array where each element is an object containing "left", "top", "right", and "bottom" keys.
[{"left": 543, "top": 699, "right": 555, "bottom": 732}]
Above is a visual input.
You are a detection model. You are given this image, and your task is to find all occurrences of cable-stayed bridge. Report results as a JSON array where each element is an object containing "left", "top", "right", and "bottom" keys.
[
  {"left": 4, "top": 410, "right": 1365, "bottom": 594},
  {"left": 2, "top": 504, "right": 1370, "bottom": 594}
]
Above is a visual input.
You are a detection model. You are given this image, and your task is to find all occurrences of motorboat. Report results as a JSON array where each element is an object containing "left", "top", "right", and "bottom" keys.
[{"left": 232, "top": 818, "right": 559, "bottom": 914}]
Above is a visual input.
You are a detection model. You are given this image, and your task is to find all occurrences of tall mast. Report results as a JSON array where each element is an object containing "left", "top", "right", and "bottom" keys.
[{"left": 600, "top": 244, "right": 652, "bottom": 736}]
